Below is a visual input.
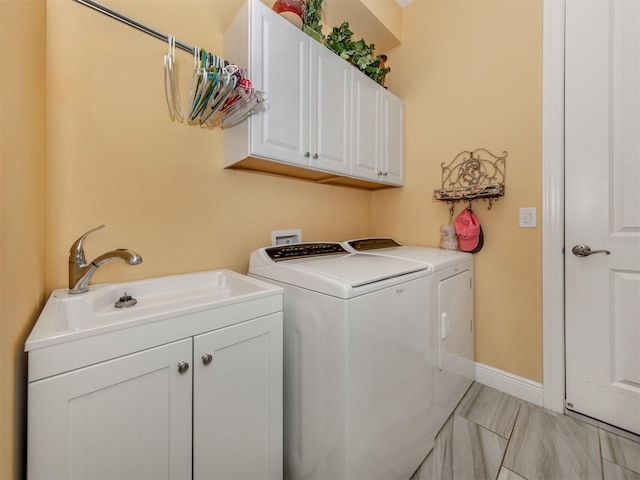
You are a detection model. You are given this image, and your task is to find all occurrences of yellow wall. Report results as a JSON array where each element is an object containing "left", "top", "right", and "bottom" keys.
[
  {"left": 44, "top": 0, "right": 372, "bottom": 292},
  {"left": 375, "top": 0, "right": 543, "bottom": 382},
  {"left": 0, "top": 1, "right": 46, "bottom": 478},
  {"left": 0, "top": 0, "right": 543, "bottom": 475}
]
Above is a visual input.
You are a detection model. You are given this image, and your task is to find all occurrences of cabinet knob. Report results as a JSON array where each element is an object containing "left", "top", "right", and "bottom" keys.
[
  {"left": 202, "top": 354, "right": 213, "bottom": 365},
  {"left": 304, "top": 152, "right": 311, "bottom": 158},
  {"left": 378, "top": 171, "right": 383, "bottom": 176},
  {"left": 313, "top": 153, "right": 319, "bottom": 159},
  {"left": 383, "top": 171, "right": 388, "bottom": 176},
  {"left": 177, "top": 361, "right": 190, "bottom": 374}
]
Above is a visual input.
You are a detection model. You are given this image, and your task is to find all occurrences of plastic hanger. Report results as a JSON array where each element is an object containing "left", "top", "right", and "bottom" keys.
[{"left": 163, "top": 34, "right": 183, "bottom": 122}]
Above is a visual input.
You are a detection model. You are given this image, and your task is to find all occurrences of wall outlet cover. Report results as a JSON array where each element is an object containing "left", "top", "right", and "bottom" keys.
[{"left": 271, "top": 229, "right": 302, "bottom": 245}]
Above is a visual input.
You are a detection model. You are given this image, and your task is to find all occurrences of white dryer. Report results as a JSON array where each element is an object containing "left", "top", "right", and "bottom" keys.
[
  {"left": 248, "top": 243, "right": 440, "bottom": 480},
  {"left": 343, "top": 238, "right": 475, "bottom": 433}
]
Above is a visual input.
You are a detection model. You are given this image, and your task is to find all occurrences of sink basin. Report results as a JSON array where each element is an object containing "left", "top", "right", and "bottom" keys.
[{"left": 25, "top": 269, "right": 282, "bottom": 351}]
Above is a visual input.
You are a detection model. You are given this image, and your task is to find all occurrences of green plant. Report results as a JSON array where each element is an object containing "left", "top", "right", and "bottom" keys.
[
  {"left": 304, "top": 0, "right": 324, "bottom": 39},
  {"left": 324, "top": 22, "right": 390, "bottom": 85}
]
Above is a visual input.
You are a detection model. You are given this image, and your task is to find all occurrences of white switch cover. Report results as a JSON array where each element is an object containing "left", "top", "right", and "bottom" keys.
[{"left": 519, "top": 208, "right": 537, "bottom": 228}]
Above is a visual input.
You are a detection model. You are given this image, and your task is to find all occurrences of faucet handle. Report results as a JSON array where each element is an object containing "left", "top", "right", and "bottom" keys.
[{"left": 70, "top": 225, "right": 105, "bottom": 265}]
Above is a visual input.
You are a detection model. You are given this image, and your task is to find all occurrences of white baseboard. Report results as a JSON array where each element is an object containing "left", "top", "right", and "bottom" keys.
[{"left": 474, "top": 362, "right": 544, "bottom": 407}]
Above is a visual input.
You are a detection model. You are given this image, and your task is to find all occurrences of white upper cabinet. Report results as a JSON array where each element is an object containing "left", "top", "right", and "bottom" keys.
[
  {"left": 351, "top": 77, "right": 404, "bottom": 186},
  {"left": 224, "top": 0, "right": 403, "bottom": 188},
  {"left": 248, "top": 0, "right": 310, "bottom": 166},
  {"left": 351, "top": 73, "right": 381, "bottom": 180},
  {"left": 380, "top": 88, "right": 404, "bottom": 185},
  {"left": 309, "top": 40, "right": 352, "bottom": 174}
]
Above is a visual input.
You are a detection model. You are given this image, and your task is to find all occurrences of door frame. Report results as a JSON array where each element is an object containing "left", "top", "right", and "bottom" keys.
[{"left": 542, "top": 0, "right": 566, "bottom": 414}]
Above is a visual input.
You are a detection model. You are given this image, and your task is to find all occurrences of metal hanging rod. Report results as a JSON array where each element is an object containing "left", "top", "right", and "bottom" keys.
[{"left": 72, "top": 0, "right": 195, "bottom": 54}]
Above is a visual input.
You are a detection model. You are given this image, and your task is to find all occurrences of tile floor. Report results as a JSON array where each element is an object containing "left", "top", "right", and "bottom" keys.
[{"left": 410, "top": 383, "right": 640, "bottom": 480}]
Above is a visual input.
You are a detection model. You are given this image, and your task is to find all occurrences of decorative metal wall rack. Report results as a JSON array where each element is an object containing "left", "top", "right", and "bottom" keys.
[{"left": 433, "top": 148, "right": 507, "bottom": 210}]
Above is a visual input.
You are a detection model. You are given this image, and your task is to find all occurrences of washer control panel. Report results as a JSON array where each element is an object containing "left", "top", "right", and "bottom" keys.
[{"left": 266, "top": 243, "right": 348, "bottom": 261}]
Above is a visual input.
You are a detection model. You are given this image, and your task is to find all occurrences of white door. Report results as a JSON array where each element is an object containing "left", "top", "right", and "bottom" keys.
[
  {"left": 27, "top": 339, "right": 193, "bottom": 479},
  {"left": 192, "top": 314, "right": 283, "bottom": 480},
  {"left": 565, "top": 0, "right": 640, "bottom": 435}
]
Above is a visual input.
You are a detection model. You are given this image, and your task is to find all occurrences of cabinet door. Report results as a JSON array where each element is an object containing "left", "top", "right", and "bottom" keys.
[
  {"left": 309, "top": 42, "right": 352, "bottom": 174},
  {"left": 250, "top": 2, "right": 309, "bottom": 165},
  {"left": 380, "top": 89, "right": 404, "bottom": 185},
  {"left": 351, "top": 74, "right": 381, "bottom": 180},
  {"left": 27, "top": 339, "right": 193, "bottom": 480},
  {"left": 193, "top": 313, "right": 283, "bottom": 480}
]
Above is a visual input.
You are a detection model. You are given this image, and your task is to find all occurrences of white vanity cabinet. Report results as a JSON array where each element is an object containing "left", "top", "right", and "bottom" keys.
[
  {"left": 224, "top": 0, "right": 402, "bottom": 188},
  {"left": 28, "top": 339, "right": 194, "bottom": 479},
  {"left": 25, "top": 270, "right": 283, "bottom": 480},
  {"left": 193, "top": 314, "right": 283, "bottom": 480}
]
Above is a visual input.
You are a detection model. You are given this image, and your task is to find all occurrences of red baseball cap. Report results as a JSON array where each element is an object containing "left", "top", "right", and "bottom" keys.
[{"left": 454, "top": 209, "right": 483, "bottom": 253}]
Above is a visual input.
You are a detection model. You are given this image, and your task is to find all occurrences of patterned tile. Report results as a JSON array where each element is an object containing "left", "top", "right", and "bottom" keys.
[
  {"left": 451, "top": 414, "right": 508, "bottom": 480},
  {"left": 503, "top": 403, "right": 601, "bottom": 480},
  {"left": 412, "top": 383, "right": 639, "bottom": 480},
  {"left": 498, "top": 466, "right": 528, "bottom": 480},
  {"left": 412, "top": 412, "right": 508, "bottom": 480},
  {"left": 454, "top": 382, "right": 521, "bottom": 438},
  {"left": 412, "top": 415, "right": 454, "bottom": 480},
  {"left": 600, "top": 429, "right": 640, "bottom": 474},
  {"left": 604, "top": 460, "right": 640, "bottom": 480}
]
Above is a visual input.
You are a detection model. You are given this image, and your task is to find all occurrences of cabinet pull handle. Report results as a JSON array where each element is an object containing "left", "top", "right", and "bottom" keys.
[
  {"left": 383, "top": 171, "right": 388, "bottom": 176},
  {"left": 378, "top": 171, "right": 383, "bottom": 176},
  {"left": 313, "top": 153, "right": 319, "bottom": 159},
  {"left": 177, "top": 361, "right": 190, "bottom": 374},
  {"left": 202, "top": 354, "right": 213, "bottom": 365},
  {"left": 304, "top": 152, "right": 311, "bottom": 158}
]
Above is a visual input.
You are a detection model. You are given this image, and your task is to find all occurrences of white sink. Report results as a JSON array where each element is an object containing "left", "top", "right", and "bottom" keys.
[{"left": 25, "top": 269, "right": 282, "bottom": 351}]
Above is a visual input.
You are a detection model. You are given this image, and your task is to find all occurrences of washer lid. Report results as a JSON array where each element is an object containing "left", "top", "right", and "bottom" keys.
[
  {"left": 249, "top": 243, "right": 429, "bottom": 298},
  {"left": 281, "top": 253, "right": 428, "bottom": 287}
]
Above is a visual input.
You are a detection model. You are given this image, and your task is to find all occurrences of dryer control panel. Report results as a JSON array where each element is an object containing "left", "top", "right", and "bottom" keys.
[
  {"left": 266, "top": 243, "right": 348, "bottom": 261},
  {"left": 348, "top": 238, "right": 402, "bottom": 251}
]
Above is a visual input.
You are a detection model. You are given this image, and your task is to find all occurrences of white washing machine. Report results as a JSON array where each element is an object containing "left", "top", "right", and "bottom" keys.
[
  {"left": 248, "top": 242, "right": 441, "bottom": 480},
  {"left": 343, "top": 238, "right": 475, "bottom": 434}
]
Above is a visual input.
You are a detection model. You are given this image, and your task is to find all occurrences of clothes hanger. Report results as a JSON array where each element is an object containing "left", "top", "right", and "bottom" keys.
[
  {"left": 163, "top": 35, "right": 176, "bottom": 120},
  {"left": 163, "top": 34, "right": 184, "bottom": 122}
]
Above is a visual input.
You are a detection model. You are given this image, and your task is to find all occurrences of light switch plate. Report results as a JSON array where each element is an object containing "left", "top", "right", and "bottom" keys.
[{"left": 519, "top": 208, "right": 537, "bottom": 228}]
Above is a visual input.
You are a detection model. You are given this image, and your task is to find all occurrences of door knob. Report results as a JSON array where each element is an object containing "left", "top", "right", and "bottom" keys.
[
  {"left": 202, "top": 354, "right": 213, "bottom": 365},
  {"left": 177, "top": 361, "right": 190, "bottom": 374},
  {"left": 571, "top": 245, "right": 611, "bottom": 257}
]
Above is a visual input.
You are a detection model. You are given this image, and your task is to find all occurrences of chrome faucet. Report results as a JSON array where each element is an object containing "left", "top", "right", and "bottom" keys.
[{"left": 69, "top": 225, "right": 143, "bottom": 294}]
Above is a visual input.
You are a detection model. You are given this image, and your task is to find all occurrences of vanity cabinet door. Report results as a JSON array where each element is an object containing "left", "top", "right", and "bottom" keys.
[
  {"left": 193, "top": 313, "right": 283, "bottom": 480},
  {"left": 27, "top": 339, "right": 193, "bottom": 480}
]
